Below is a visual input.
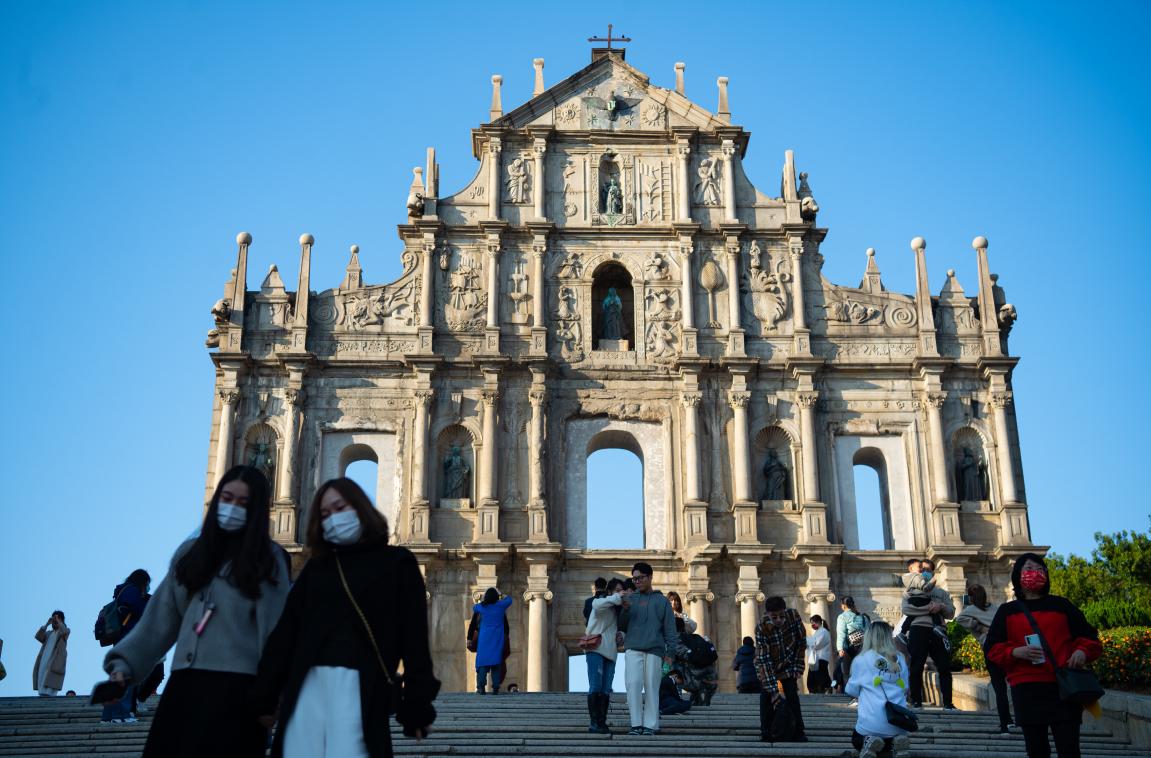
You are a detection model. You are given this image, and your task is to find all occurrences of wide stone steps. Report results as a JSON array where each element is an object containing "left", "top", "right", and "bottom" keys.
[{"left": 0, "top": 693, "right": 1143, "bottom": 757}]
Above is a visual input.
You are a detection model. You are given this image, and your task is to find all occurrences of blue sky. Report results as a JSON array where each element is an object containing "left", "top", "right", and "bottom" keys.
[{"left": 1, "top": 1, "right": 1148, "bottom": 695}]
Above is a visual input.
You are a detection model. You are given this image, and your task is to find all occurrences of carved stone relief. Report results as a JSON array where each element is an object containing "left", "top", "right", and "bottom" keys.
[
  {"left": 505, "top": 156, "right": 532, "bottom": 205},
  {"left": 561, "top": 159, "right": 579, "bottom": 218},
  {"left": 506, "top": 253, "right": 530, "bottom": 325},
  {"left": 642, "top": 101, "right": 666, "bottom": 128},
  {"left": 441, "top": 248, "right": 487, "bottom": 333},
  {"left": 553, "top": 285, "right": 584, "bottom": 362},
  {"left": 694, "top": 157, "right": 722, "bottom": 206},
  {"left": 644, "top": 251, "right": 670, "bottom": 281},
  {"left": 742, "top": 246, "right": 791, "bottom": 333},
  {"left": 556, "top": 251, "right": 583, "bottom": 279},
  {"left": 644, "top": 288, "right": 681, "bottom": 365}
]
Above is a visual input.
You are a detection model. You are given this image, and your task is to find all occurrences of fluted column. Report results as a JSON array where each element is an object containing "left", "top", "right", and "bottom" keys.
[
  {"left": 686, "top": 591, "right": 714, "bottom": 638},
  {"left": 797, "top": 391, "right": 820, "bottom": 502},
  {"left": 532, "top": 138, "right": 546, "bottom": 220},
  {"left": 523, "top": 589, "right": 553, "bottom": 692},
  {"left": 214, "top": 389, "right": 240, "bottom": 484},
  {"left": 480, "top": 390, "right": 499, "bottom": 503},
  {"left": 789, "top": 235, "right": 808, "bottom": 323},
  {"left": 679, "top": 240, "right": 695, "bottom": 330},
  {"left": 485, "top": 242, "right": 500, "bottom": 329},
  {"left": 420, "top": 240, "right": 435, "bottom": 327},
  {"left": 528, "top": 389, "right": 546, "bottom": 504},
  {"left": 682, "top": 392, "right": 702, "bottom": 501},
  {"left": 730, "top": 391, "right": 752, "bottom": 502},
  {"left": 277, "top": 389, "right": 303, "bottom": 502},
  {"left": 487, "top": 138, "right": 502, "bottom": 220},
  {"left": 738, "top": 592, "right": 765, "bottom": 641},
  {"left": 990, "top": 391, "right": 1019, "bottom": 503},
  {"left": 721, "top": 140, "right": 737, "bottom": 222},
  {"left": 531, "top": 240, "right": 545, "bottom": 328},
  {"left": 725, "top": 237, "right": 742, "bottom": 331},
  {"left": 923, "top": 392, "right": 950, "bottom": 504},
  {"left": 412, "top": 390, "right": 433, "bottom": 503},
  {"left": 676, "top": 141, "right": 691, "bottom": 221}
]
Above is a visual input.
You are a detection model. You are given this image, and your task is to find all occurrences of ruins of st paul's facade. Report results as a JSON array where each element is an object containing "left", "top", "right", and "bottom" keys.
[{"left": 203, "top": 48, "right": 1032, "bottom": 692}]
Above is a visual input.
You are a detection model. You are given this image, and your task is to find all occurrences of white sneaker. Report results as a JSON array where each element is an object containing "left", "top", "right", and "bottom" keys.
[
  {"left": 849, "top": 698, "right": 859, "bottom": 707},
  {"left": 892, "top": 733, "right": 911, "bottom": 758},
  {"left": 859, "top": 735, "right": 885, "bottom": 758}
]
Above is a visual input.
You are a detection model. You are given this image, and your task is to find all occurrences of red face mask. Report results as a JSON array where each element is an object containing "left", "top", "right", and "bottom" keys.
[
  {"left": 811, "top": 624, "right": 819, "bottom": 630},
  {"left": 1020, "top": 569, "right": 1047, "bottom": 591}
]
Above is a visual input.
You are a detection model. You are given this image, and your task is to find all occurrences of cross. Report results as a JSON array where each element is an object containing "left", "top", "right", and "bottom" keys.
[{"left": 588, "top": 24, "right": 631, "bottom": 49}]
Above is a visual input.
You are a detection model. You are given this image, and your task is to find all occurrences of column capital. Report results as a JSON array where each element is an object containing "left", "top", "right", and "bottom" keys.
[
  {"left": 676, "top": 142, "right": 692, "bottom": 158},
  {"left": 729, "top": 391, "right": 751, "bottom": 409},
  {"left": 720, "top": 139, "right": 736, "bottom": 158},
  {"left": 725, "top": 236, "right": 742, "bottom": 256},
  {"left": 922, "top": 391, "right": 947, "bottom": 409},
  {"left": 218, "top": 388, "right": 241, "bottom": 406},
  {"left": 736, "top": 591, "right": 765, "bottom": 604},
  {"left": 488, "top": 137, "right": 502, "bottom": 155},
  {"left": 284, "top": 388, "right": 305, "bottom": 407},
  {"left": 531, "top": 240, "right": 547, "bottom": 257},
  {"left": 486, "top": 241, "right": 501, "bottom": 258},
  {"left": 788, "top": 236, "right": 805, "bottom": 256},
  {"left": 686, "top": 590, "right": 715, "bottom": 604},
  {"left": 682, "top": 391, "right": 702, "bottom": 408},
  {"left": 415, "top": 389, "right": 434, "bottom": 406},
  {"left": 989, "top": 391, "right": 1013, "bottom": 410},
  {"left": 481, "top": 390, "right": 500, "bottom": 407},
  {"left": 805, "top": 591, "right": 836, "bottom": 604},
  {"left": 796, "top": 391, "right": 820, "bottom": 409},
  {"left": 532, "top": 138, "right": 547, "bottom": 155},
  {"left": 529, "top": 389, "right": 547, "bottom": 407},
  {"left": 523, "top": 589, "right": 554, "bottom": 603}
]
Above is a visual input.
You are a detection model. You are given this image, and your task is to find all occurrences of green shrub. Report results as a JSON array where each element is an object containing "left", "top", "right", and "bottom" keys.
[
  {"left": 954, "top": 634, "right": 987, "bottom": 673},
  {"left": 1095, "top": 627, "right": 1151, "bottom": 689},
  {"left": 1081, "top": 599, "right": 1151, "bottom": 630}
]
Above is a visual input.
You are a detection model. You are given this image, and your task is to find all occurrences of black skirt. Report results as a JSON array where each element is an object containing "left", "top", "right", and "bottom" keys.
[
  {"left": 1010, "top": 681, "right": 1083, "bottom": 727},
  {"left": 143, "top": 669, "right": 268, "bottom": 758}
]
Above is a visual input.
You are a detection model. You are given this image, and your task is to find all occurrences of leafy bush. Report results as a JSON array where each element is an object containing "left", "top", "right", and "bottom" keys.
[
  {"left": 1095, "top": 627, "right": 1151, "bottom": 689},
  {"left": 1081, "top": 599, "right": 1151, "bottom": 630},
  {"left": 1048, "top": 520, "right": 1151, "bottom": 630},
  {"left": 953, "top": 634, "right": 987, "bottom": 672}
]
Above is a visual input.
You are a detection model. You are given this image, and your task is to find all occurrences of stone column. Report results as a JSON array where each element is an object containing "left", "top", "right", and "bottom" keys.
[
  {"left": 738, "top": 592, "right": 765, "bottom": 641},
  {"left": 531, "top": 240, "right": 545, "bottom": 328},
  {"left": 730, "top": 391, "right": 752, "bottom": 503},
  {"left": 682, "top": 392, "right": 702, "bottom": 502},
  {"left": 532, "top": 138, "right": 546, "bottom": 220},
  {"left": 485, "top": 241, "right": 500, "bottom": 329},
  {"left": 277, "top": 389, "right": 303, "bottom": 502},
  {"left": 679, "top": 239, "right": 695, "bottom": 330},
  {"left": 910, "top": 236, "right": 938, "bottom": 356},
  {"left": 523, "top": 589, "right": 554, "bottom": 692},
  {"left": 797, "top": 391, "right": 820, "bottom": 502},
  {"left": 686, "top": 591, "right": 714, "bottom": 638},
  {"left": 411, "top": 390, "right": 433, "bottom": 504},
  {"left": 924, "top": 392, "right": 950, "bottom": 504},
  {"left": 214, "top": 389, "right": 240, "bottom": 484},
  {"left": 528, "top": 389, "right": 546, "bottom": 505},
  {"left": 725, "top": 236, "right": 743, "bottom": 355},
  {"left": 487, "top": 138, "right": 502, "bottom": 220},
  {"left": 990, "top": 391, "right": 1019, "bottom": 503},
  {"left": 480, "top": 389, "right": 499, "bottom": 503},
  {"left": 721, "top": 139, "right": 737, "bottom": 222},
  {"left": 973, "top": 236, "right": 1002, "bottom": 356},
  {"left": 676, "top": 141, "right": 691, "bottom": 221},
  {"left": 420, "top": 239, "right": 435, "bottom": 327}
]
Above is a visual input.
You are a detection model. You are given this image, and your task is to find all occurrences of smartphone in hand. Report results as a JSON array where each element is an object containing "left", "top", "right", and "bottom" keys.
[{"left": 1023, "top": 634, "right": 1046, "bottom": 664}]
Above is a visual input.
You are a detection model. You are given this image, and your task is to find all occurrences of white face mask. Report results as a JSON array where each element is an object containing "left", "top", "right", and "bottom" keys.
[
  {"left": 322, "top": 510, "right": 363, "bottom": 545},
  {"left": 217, "top": 503, "right": 248, "bottom": 532}
]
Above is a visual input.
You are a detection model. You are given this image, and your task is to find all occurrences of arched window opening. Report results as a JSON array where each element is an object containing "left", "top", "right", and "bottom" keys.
[
  {"left": 591, "top": 262, "right": 634, "bottom": 350},
  {"left": 567, "top": 651, "right": 626, "bottom": 693},
  {"left": 586, "top": 443, "right": 643, "bottom": 550},
  {"left": 852, "top": 447, "right": 893, "bottom": 550},
  {"left": 345, "top": 460, "right": 379, "bottom": 504}
]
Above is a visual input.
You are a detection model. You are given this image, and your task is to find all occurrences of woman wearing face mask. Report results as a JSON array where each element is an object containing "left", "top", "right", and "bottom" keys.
[
  {"left": 985, "top": 553, "right": 1101, "bottom": 758},
  {"left": 102, "top": 465, "right": 290, "bottom": 757},
  {"left": 253, "top": 478, "right": 439, "bottom": 758}
]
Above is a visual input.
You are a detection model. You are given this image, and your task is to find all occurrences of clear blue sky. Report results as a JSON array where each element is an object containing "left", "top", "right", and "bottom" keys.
[{"left": 2, "top": 1, "right": 1148, "bottom": 695}]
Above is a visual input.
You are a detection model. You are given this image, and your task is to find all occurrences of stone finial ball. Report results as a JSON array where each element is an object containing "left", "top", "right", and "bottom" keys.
[
  {"left": 299, "top": 233, "right": 314, "bottom": 246},
  {"left": 972, "top": 235, "right": 989, "bottom": 250},
  {"left": 350, "top": 244, "right": 360, "bottom": 255},
  {"left": 492, "top": 74, "right": 503, "bottom": 84},
  {"left": 718, "top": 76, "right": 729, "bottom": 85},
  {"left": 533, "top": 58, "right": 544, "bottom": 66},
  {"left": 910, "top": 236, "right": 926, "bottom": 252},
  {"left": 236, "top": 231, "right": 252, "bottom": 245},
  {"left": 675, "top": 62, "right": 686, "bottom": 70},
  {"left": 800, "top": 171, "right": 808, "bottom": 180},
  {"left": 947, "top": 268, "right": 956, "bottom": 277},
  {"left": 866, "top": 248, "right": 875, "bottom": 257}
]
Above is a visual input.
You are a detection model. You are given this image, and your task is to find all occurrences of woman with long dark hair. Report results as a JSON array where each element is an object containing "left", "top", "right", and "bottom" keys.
[
  {"left": 474, "top": 586, "right": 513, "bottom": 694},
  {"left": 985, "top": 553, "right": 1101, "bottom": 758},
  {"left": 102, "top": 465, "right": 291, "bottom": 757},
  {"left": 253, "top": 478, "right": 439, "bottom": 757}
]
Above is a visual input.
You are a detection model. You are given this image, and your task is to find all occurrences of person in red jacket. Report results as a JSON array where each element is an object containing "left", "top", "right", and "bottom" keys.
[{"left": 985, "top": 553, "right": 1101, "bottom": 758}]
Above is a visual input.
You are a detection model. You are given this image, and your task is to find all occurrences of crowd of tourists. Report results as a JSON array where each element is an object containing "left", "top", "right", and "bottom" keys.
[{"left": 16, "top": 470, "right": 1101, "bottom": 758}]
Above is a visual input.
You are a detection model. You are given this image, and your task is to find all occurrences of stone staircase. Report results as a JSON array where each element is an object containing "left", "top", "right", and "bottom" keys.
[{"left": 0, "top": 693, "right": 1145, "bottom": 757}]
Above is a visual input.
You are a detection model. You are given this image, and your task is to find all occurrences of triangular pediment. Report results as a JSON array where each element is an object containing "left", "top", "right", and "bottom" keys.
[{"left": 493, "top": 55, "right": 727, "bottom": 133}]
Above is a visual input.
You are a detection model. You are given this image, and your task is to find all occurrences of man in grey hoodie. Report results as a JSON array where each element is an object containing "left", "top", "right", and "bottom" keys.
[{"left": 618, "top": 561, "right": 678, "bottom": 735}]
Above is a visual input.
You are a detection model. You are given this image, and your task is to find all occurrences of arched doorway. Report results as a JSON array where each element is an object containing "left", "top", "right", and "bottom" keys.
[{"left": 852, "top": 448, "right": 892, "bottom": 550}]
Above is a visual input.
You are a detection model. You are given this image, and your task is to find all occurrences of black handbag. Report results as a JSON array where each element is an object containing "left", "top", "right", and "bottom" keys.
[
  {"left": 879, "top": 678, "right": 919, "bottom": 732},
  {"left": 1018, "top": 604, "right": 1105, "bottom": 705}
]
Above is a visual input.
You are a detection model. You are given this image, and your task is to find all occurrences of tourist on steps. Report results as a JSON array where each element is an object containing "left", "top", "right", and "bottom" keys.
[
  {"left": 665, "top": 591, "right": 698, "bottom": 634},
  {"left": 102, "top": 466, "right": 290, "bottom": 756},
  {"left": 584, "top": 577, "right": 626, "bottom": 733},
  {"left": 473, "top": 587, "right": 513, "bottom": 694},
  {"left": 754, "top": 596, "right": 809, "bottom": 743},
  {"left": 806, "top": 614, "right": 833, "bottom": 694},
  {"left": 618, "top": 561, "right": 678, "bottom": 736},
  {"left": 583, "top": 577, "right": 607, "bottom": 622},
  {"left": 253, "top": 477, "right": 439, "bottom": 758},
  {"left": 956, "top": 584, "right": 1015, "bottom": 733},
  {"left": 835, "top": 596, "right": 870, "bottom": 697},
  {"left": 844, "top": 620, "right": 912, "bottom": 758},
  {"left": 985, "top": 553, "right": 1101, "bottom": 758},
  {"left": 32, "top": 611, "right": 69, "bottom": 697},
  {"left": 732, "top": 635, "right": 761, "bottom": 694},
  {"left": 901, "top": 559, "right": 957, "bottom": 709},
  {"left": 100, "top": 569, "right": 150, "bottom": 722}
]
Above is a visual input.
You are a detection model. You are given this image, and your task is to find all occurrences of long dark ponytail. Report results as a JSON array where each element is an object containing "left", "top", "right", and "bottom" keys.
[{"left": 176, "top": 465, "right": 279, "bottom": 599}]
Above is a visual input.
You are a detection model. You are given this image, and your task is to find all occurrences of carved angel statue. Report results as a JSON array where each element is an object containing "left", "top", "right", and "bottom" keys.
[
  {"left": 646, "top": 320, "right": 677, "bottom": 362},
  {"left": 583, "top": 90, "right": 642, "bottom": 126},
  {"left": 645, "top": 289, "right": 678, "bottom": 320},
  {"left": 556, "top": 286, "right": 578, "bottom": 320},
  {"left": 645, "top": 252, "right": 670, "bottom": 281},
  {"left": 557, "top": 253, "right": 583, "bottom": 280},
  {"left": 694, "top": 158, "right": 722, "bottom": 206},
  {"left": 505, "top": 157, "right": 531, "bottom": 204},
  {"left": 210, "top": 298, "right": 231, "bottom": 325}
]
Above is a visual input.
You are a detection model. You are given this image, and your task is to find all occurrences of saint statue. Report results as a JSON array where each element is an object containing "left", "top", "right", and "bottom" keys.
[
  {"left": 602, "top": 287, "right": 624, "bottom": 340},
  {"left": 604, "top": 176, "right": 623, "bottom": 215},
  {"left": 247, "top": 441, "right": 275, "bottom": 486},
  {"left": 956, "top": 447, "right": 987, "bottom": 501},
  {"left": 443, "top": 444, "right": 471, "bottom": 500},
  {"left": 762, "top": 449, "right": 790, "bottom": 501}
]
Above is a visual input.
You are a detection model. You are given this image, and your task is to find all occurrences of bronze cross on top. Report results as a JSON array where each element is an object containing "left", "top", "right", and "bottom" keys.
[{"left": 588, "top": 24, "right": 631, "bottom": 49}]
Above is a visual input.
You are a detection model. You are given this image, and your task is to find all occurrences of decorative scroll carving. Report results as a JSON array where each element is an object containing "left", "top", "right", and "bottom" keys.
[{"left": 346, "top": 279, "right": 418, "bottom": 330}]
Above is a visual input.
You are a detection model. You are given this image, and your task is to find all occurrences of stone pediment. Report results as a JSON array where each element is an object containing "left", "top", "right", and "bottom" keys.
[{"left": 493, "top": 55, "right": 727, "bottom": 133}]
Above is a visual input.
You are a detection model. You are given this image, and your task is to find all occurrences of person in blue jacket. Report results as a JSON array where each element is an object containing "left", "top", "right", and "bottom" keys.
[
  {"left": 101, "top": 568, "right": 150, "bottom": 723},
  {"left": 473, "top": 588, "right": 512, "bottom": 694}
]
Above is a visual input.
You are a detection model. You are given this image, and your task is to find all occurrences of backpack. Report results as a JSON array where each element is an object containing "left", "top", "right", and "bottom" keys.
[
  {"left": 94, "top": 588, "right": 127, "bottom": 647},
  {"left": 683, "top": 633, "right": 718, "bottom": 667}
]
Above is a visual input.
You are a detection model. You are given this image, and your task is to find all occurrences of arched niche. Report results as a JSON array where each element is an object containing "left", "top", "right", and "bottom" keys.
[
  {"left": 753, "top": 425, "right": 796, "bottom": 504},
  {"left": 590, "top": 261, "right": 634, "bottom": 349},
  {"left": 243, "top": 422, "right": 279, "bottom": 489},
  {"left": 435, "top": 424, "right": 477, "bottom": 507},
  {"left": 952, "top": 427, "right": 990, "bottom": 505}
]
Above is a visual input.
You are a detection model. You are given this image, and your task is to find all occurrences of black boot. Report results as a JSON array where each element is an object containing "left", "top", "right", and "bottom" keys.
[
  {"left": 702, "top": 690, "right": 713, "bottom": 706},
  {"left": 596, "top": 693, "right": 612, "bottom": 733},
  {"left": 587, "top": 694, "right": 600, "bottom": 732}
]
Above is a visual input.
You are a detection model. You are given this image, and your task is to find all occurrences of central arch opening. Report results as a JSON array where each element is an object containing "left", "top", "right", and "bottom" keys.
[
  {"left": 586, "top": 431, "right": 644, "bottom": 549},
  {"left": 852, "top": 447, "right": 893, "bottom": 550}
]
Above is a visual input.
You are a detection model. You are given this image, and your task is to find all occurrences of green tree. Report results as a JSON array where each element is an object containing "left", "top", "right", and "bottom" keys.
[{"left": 1047, "top": 518, "right": 1151, "bottom": 629}]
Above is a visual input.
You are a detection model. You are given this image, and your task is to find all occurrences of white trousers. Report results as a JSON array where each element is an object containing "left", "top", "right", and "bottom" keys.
[
  {"left": 284, "top": 666, "right": 370, "bottom": 758},
  {"left": 624, "top": 650, "right": 662, "bottom": 730}
]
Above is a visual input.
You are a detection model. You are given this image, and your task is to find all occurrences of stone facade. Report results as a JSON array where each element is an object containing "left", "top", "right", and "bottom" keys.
[{"left": 203, "top": 49, "right": 1034, "bottom": 692}]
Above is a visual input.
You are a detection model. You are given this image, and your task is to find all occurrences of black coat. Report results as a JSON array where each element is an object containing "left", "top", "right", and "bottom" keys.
[
  {"left": 732, "top": 643, "right": 758, "bottom": 688},
  {"left": 252, "top": 540, "right": 440, "bottom": 758}
]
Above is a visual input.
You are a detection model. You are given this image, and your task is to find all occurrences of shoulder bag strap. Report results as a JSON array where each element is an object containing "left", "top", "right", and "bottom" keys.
[
  {"left": 1017, "top": 602, "right": 1059, "bottom": 667},
  {"left": 335, "top": 553, "right": 396, "bottom": 687}
]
